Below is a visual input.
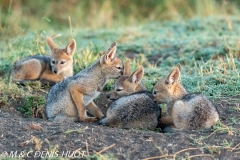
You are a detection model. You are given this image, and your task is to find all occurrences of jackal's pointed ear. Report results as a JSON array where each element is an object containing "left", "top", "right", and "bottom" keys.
[
  {"left": 176, "top": 63, "right": 181, "bottom": 72},
  {"left": 123, "top": 59, "right": 131, "bottom": 75},
  {"left": 129, "top": 66, "right": 144, "bottom": 84},
  {"left": 166, "top": 64, "right": 181, "bottom": 84},
  {"left": 66, "top": 39, "right": 76, "bottom": 55},
  {"left": 100, "top": 41, "right": 117, "bottom": 64},
  {"left": 46, "top": 36, "right": 57, "bottom": 51}
]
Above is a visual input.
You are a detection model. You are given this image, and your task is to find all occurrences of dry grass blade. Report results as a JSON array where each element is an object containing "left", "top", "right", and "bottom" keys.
[
  {"left": 64, "top": 126, "right": 88, "bottom": 134},
  {"left": 188, "top": 154, "right": 214, "bottom": 159},
  {"left": 173, "top": 147, "right": 199, "bottom": 156},
  {"left": 229, "top": 143, "right": 240, "bottom": 152},
  {"left": 32, "top": 136, "right": 43, "bottom": 151},
  {"left": 69, "top": 147, "right": 82, "bottom": 157},
  {"left": 20, "top": 136, "right": 35, "bottom": 147},
  {"left": 212, "top": 121, "right": 234, "bottom": 135},
  {"left": 68, "top": 16, "right": 73, "bottom": 39},
  {"left": 207, "top": 129, "right": 219, "bottom": 138},
  {"left": 51, "top": 34, "right": 62, "bottom": 39},
  {"left": 20, "top": 135, "right": 42, "bottom": 151},
  {"left": 142, "top": 155, "right": 173, "bottom": 160},
  {"left": 143, "top": 147, "right": 200, "bottom": 160},
  {"left": 86, "top": 140, "right": 89, "bottom": 156},
  {"left": 94, "top": 144, "right": 115, "bottom": 156}
]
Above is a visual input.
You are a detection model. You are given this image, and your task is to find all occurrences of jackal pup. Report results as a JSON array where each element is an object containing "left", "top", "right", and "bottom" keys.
[
  {"left": 98, "top": 60, "right": 161, "bottom": 130},
  {"left": 152, "top": 64, "right": 219, "bottom": 132},
  {"left": 46, "top": 42, "right": 123, "bottom": 123},
  {"left": 11, "top": 36, "right": 76, "bottom": 84}
]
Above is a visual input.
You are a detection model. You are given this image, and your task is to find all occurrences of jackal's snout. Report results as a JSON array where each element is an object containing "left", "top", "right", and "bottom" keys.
[
  {"left": 53, "top": 69, "right": 58, "bottom": 74},
  {"left": 149, "top": 92, "right": 155, "bottom": 100},
  {"left": 106, "top": 91, "right": 118, "bottom": 101}
]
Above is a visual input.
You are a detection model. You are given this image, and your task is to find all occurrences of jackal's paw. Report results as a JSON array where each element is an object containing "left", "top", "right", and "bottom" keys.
[
  {"left": 96, "top": 113, "right": 105, "bottom": 119},
  {"left": 98, "top": 117, "right": 107, "bottom": 125},
  {"left": 79, "top": 117, "right": 98, "bottom": 123}
]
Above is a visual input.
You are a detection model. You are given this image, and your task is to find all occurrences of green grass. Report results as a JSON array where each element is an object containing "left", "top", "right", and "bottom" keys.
[
  {"left": 0, "top": 16, "right": 240, "bottom": 116},
  {"left": 17, "top": 95, "right": 45, "bottom": 117},
  {"left": 0, "top": 79, "right": 25, "bottom": 108}
]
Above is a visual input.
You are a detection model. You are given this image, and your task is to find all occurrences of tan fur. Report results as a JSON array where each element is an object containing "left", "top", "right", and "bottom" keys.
[
  {"left": 107, "top": 59, "right": 146, "bottom": 100},
  {"left": 153, "top": 64, "right": 219, "bottom": 131},
  {"left": 99, "top": 60, "right": 161, "bottom": 130},
  {"left": 11, "top": 36, "right": 76, "bottom": 84},
  {"left": 46, "top": 42, "right": 123, "bottom": 123}
]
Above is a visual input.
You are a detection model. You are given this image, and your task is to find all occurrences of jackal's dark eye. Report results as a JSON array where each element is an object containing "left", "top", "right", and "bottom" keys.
[
  {"left": 116, "top": 88, "right": 123, "bottom": 92},
  {"left": 51, "top": 60, "right": 55, "bottom": 64},
  {"left": 60, "top": 61, "right": 65, "bottom": 65},
  {"left": 153, "top": 90, "right": 159, "bottom": 95},
  {"left": 116, "top": 66, "right": 122, "bottom": 70}
]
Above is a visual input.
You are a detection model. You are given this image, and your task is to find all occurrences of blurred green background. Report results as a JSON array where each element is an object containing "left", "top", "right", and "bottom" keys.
[{"left": 1, "top": 0, "right": 240, "bottom": 37}]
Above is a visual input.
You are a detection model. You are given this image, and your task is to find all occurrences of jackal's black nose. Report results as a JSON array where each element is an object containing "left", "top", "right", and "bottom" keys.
[
  {"left": 53, "top": 70, "right": 57, "bottom": 74},
  {"left": 120, "top": 70, "right": 123, "bottom": 75},
  {"left": 106, "top": 95, "right": 110, "bottom": 99}
]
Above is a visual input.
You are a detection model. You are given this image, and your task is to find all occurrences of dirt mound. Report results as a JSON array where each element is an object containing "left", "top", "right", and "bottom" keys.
[{"left": 0, "top": 94, "right": 239, "bottom": 159}]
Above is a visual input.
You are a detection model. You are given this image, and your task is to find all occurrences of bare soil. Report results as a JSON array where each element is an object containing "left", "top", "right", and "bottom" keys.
[{"left": 0, "top": 91, "right": 239, "bottom": 159}]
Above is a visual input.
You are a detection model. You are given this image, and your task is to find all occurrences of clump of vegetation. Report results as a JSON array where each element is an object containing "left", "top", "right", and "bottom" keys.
[
  {"left": 0, "top": 80, "right": 25, "bottom": 108},
  {"left": 17, "top": 95, "right": 46, "bottom": 118}
]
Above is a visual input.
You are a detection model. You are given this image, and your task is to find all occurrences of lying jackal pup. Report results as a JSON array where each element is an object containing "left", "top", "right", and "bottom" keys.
[
  {"left": 152, "top": 64, "right": 219, "bottom": 132},
  {"left": 46, "top": 42, "right": 123, "bottom": 123},
  {"left": 98, "top": 60, "right": 161, "bottom": 130},
  {"left": 11, "top": 36, "right": 76, "bottom": 84}
]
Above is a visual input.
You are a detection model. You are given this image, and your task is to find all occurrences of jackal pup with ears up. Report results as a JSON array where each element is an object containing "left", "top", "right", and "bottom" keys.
[
  {"left": 152, "top": 64, "right": 219, "bottom": 132},
  {"left": 98, "top": 59, "right": 161, "bottom": 130},
  {"left": 46, "top": 42, "right": 123, "bottom": 123},
  {"left": 11, "top": 36, "right": 76, "bottom": 84}
]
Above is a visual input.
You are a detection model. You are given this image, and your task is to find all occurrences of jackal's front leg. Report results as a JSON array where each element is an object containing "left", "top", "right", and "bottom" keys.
[
  {"left": 160, "top": 116, "right": 174, "bottom": 125},
  {"left": 41, "top": 71, "right": 64, "bottom": 83},
  {"left": 86, "top": 101, "right": 104, "bottom": 119},
  {"left": 69, "top": 86, "right": 97, "bottom": 122}
]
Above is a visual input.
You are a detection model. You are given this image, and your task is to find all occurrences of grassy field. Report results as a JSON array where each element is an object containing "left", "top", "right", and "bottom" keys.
[
  {"left": 1, "top": 16, "right": 240, "bottom": 107},
  {"left": 0, "top": 17, "right": 239, "bottom": 127}
]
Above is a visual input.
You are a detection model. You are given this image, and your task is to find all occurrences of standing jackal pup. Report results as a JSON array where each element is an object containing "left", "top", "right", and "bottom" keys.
[
  {"left": 11, "top": 36, "right": 76, "bottom": 84},
  {"left": 46, "top": 42, "right": 123, "bottom": 123},
  {"left": 152, "top": 64, "right": 219, "bottom": 132},
  {"left": 98, "top": 60, "right": 161, "bottom": 130}
]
